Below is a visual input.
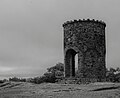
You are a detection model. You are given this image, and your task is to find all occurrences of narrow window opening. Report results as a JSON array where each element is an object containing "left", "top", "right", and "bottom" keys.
[{"left": 75, "top": 54, "right": 78, "bottom": 75}]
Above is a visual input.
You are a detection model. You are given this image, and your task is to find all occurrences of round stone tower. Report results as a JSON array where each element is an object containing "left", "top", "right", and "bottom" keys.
[{"left": 63, "top": 19, "right": 106, "bottom": 81}]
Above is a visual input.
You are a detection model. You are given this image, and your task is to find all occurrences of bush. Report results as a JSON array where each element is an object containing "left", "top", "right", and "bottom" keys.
[
  {"left": 106, "top": 67, "right": 120, "bottom": 82},
  {"left": 28, "top": 62, "right": 64, "bottom": 84},
  {"left": 9, "top": 77, "right": 26, "bottom": 82},
  {"left": 0, "top": 80, "right": 4, "bottom": 83}
]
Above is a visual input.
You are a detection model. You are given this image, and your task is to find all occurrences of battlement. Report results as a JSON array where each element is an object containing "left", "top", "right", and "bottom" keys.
[{"left": 63, "top": 19, "right": 106, "bottom": 27}]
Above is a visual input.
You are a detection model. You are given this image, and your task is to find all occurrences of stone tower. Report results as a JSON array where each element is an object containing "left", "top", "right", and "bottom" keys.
[{"left": 63, "top": 19, "right": 106, "bottom": 80}]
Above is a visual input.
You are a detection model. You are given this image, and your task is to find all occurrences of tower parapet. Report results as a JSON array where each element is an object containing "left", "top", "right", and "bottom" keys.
[{"left": 63, "top": 19, "right": 106, "bottom": 27}]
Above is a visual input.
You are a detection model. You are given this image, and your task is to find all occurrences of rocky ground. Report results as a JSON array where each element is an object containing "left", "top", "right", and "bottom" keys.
[{"left": 0, "top": 82, "right": 120, "bottom": 98}]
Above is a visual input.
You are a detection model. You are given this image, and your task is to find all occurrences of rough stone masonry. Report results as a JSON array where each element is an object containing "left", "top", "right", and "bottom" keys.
[{"left": 63, "top": 19, "right": 106, "bottom": 81}]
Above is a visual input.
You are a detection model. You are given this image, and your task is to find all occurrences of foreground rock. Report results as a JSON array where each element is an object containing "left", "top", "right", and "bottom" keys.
[{"left": 0, "top": 82, "right": 120, "bottom": 98}]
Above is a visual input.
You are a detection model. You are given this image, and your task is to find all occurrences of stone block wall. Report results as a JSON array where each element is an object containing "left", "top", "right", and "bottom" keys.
[{"left": 63, "top": 19, "right": 106, "bottom": 81}]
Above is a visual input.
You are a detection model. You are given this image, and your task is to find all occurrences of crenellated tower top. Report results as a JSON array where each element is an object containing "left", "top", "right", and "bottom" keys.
[{"left": 63, "top": 19, "right": 106, "bottom": 27}]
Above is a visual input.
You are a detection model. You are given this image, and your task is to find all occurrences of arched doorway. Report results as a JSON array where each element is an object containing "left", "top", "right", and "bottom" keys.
[{"left": 65, "top": 49, "right": 77, "bottom": 77}]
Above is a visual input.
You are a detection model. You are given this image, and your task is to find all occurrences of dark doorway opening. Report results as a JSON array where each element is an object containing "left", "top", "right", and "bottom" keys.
[{"left": 65, "top": 49, "right": 78, "bottom": 77}]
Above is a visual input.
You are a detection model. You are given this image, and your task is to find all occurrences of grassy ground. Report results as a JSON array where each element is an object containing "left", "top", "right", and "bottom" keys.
[{"left": 0, "top": 82, "right": 120, "bottom": 98}]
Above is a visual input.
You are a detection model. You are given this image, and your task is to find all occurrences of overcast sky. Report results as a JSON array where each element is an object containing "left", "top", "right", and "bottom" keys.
[{"left": 0, "top": 0, "right": 120, "bottom": 79}]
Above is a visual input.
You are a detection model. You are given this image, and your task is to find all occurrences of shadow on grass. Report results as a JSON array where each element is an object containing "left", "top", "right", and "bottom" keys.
[{"left": 92, "top": 86, "right": 120, "bottom": 91}]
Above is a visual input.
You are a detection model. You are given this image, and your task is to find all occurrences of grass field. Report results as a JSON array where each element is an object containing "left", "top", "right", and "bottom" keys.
[{"left": 0, "top": 82, "right": 120, "bottom": 98}]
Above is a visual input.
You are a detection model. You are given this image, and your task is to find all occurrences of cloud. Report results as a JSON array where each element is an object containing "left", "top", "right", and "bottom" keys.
[
  {"left": 0, "top": 66, "right": 13, "bottom": 72},
  {"left": 0, "top": 0, "right": 120, "bottom": 78}
]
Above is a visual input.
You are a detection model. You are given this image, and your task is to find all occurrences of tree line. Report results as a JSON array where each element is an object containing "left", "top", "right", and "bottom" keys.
[{"left": 1, "top": 63, "right": 120, "bottom": 84}]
